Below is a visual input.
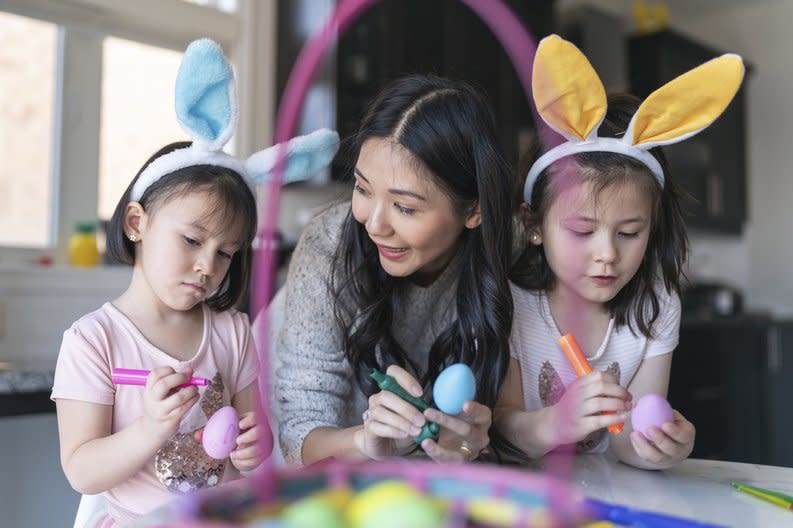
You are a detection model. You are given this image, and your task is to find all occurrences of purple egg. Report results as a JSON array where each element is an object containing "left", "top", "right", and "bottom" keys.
[
  {"left": 202, "top": 405, "right": 240, "bottom": 459},
  {"left": 630, "top": 393, "right": 673, "bottom": 439}
]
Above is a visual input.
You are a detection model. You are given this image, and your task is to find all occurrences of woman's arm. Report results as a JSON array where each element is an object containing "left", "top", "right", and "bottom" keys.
[
  {"left": 57, "top": 367, "right": 198, "bottom": 494},
  {"left": 275, "top": 207, "right": 362, "bottom": 464},
  {"left": 609, "top": 353, "right": 695, "bottom": 469}
]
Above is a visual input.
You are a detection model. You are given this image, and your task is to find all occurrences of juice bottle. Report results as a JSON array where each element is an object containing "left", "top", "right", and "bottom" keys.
[{"left": 68, "top": 221, "right": 99, "bottom": 267}]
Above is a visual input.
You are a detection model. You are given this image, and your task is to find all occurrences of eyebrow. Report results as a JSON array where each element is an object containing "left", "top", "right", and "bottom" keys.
[
  {"left": 355, "top": 168, "right": 427, "bottom": 202},
  {"left": 564, "top": 215, "right": 648, "bottom": 224}
]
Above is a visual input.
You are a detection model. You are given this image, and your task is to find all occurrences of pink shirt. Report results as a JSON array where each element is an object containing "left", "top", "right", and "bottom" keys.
[{"left": 51, "top": 302, "right": 258, "bottom": 525}]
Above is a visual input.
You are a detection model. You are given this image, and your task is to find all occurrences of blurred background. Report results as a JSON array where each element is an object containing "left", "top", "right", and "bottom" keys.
[{"left": 0, "top": 0, "right": 791, "bottom": 525}]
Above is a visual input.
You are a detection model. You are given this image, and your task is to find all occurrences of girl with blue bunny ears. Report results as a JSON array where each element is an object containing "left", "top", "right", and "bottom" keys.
[{"left": 51, "top": 39, "right": 339, "bottom": 525}]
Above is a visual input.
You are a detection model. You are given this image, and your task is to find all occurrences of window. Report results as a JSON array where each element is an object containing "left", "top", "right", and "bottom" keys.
[
  {"left": 0, "top": 0, "right": 274, "bottom": 265},
  {"left": 99, "top": 38, "right": 185, "bottom": 220},
  {"left": 0, "top": 12, "right": 56, "bottom": 248}
]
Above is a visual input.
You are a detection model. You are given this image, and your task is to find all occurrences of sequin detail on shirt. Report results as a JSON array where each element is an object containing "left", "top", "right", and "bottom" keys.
[
  {"left": 155, "top": 372, "right": 227, "bottom": 493},
  {"left": 538, "top": 361, "right": 621, "bottom": 453}
]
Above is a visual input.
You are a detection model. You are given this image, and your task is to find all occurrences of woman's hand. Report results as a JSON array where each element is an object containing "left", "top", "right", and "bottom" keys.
[
  {"left": 142, "top": 367, "right": 199, "bottom": 443},
  {"left": 629, "top": 409, "right": 695, "bottom": 467},
  {"left": 230, "top": 411, "right": 269, "bottom": 472},
  {"left": 356, "top": 365, "right": 427, "bottom": 460},
  {"left": 420, "top": 401, "right": 491, "bottom": 462},
  {"left": 548, "top": 371, "right": 631, "bottom": 445}
]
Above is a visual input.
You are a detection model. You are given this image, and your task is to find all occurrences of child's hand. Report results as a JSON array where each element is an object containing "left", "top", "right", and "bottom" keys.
[
  {"left": 629, "top": 409, "right": 695, "bottom": 466},
  {"left": 230, "top": 411, "right": 269, "bottom": 472},
  {"left": 355, "top": 365, "right": 426, "bottom": 460},
  {"left": 549, "top": 371, "right": 631, "bottom": 445},
  {"left": 142, "top": 367, "right": 199, "bottom": 443}
]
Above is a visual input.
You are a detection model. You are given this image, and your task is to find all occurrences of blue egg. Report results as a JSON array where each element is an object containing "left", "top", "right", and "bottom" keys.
[{"left": 433, "top": 363, "right": 475, "bottom": 415}]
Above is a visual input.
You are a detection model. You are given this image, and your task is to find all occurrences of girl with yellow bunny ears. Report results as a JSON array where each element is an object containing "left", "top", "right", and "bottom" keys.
[{"left": 495, "top": 35, "right": 744, "bottom": 469}]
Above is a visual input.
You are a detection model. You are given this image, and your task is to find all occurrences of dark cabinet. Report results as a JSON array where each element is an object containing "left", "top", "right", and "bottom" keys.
[
  {"left": 670, "top": 317, "right": 793, "bottom": 467},
  {"left": 629, "top": 30, "right": 749, "bottom": 234},
  {"left": 277, "top": 0, "right": 555, "bottom": 175}
]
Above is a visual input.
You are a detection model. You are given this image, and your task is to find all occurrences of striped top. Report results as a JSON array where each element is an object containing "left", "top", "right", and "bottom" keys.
[{"left": 508, "top": 283, "right": 681, "bottom": 453}]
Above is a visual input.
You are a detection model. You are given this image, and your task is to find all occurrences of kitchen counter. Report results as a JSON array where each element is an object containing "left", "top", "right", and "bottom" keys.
[
  {"left": 0, "top": 361, "right": 55, "bottom": 416},
  {"left": 560, "top": 453, "right": 793, "bottom": 526}
]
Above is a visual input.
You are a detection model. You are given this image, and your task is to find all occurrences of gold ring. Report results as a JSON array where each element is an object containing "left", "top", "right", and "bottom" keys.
[{"left": 459, "top": 443, "right": 475, "bottom": 461}]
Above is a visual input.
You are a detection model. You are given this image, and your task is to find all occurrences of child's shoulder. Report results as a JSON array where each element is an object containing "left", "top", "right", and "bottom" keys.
[
  {"left": 67, "top": 302, "right": 124, "bottom": 335},
  {"left": 509, "top": 281, "right": 543, "bottom": 310}
]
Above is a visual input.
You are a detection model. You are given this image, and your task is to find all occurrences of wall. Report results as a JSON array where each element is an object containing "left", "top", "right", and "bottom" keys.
[{"left": 559, "top": 0, "right": 793, "bottom": 316}]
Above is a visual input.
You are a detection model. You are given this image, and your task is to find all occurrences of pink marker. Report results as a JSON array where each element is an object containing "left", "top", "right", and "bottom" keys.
[{"left": 112, "top": 368, "right": 211, "bottom": 388}]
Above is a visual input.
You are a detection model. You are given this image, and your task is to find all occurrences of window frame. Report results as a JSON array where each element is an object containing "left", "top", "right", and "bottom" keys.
[{"left": 0, "top": 0, "right": 276, "bottom": 264}]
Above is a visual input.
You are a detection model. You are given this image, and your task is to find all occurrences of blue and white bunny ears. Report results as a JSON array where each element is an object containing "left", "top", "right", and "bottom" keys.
[
  {"left": 523, "top": 35, "right": 744, "bottom": 205},
  {"left": 130, "top": 39, "right": 340, "bottom": 202}
]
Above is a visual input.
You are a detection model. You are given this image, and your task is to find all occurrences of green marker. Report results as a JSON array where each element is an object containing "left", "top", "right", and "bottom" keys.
[{"left": 369, "top": 368, "right": 440, "bottom": 443}]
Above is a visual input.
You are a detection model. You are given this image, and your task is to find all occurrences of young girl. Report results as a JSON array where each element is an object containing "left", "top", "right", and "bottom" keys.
[
  {"left": 495, "top": 35, "right": 744, "bottom": 469},
  {"left": 275, "top": 74, "right": 520, "bottom": 465},
  {"left": 50, "top": 39, "right": 298, "bottom": 526}
]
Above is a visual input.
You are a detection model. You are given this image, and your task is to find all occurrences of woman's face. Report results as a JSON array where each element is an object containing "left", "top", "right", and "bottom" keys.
[{"left": 351, "top": 138, "right": 480, "bottom": 284}]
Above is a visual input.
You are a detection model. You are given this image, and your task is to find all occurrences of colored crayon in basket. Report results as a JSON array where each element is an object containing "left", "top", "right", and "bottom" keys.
[
  {"left": 731, "top": 482, "right": 793, "bottom": 512},
  {"left": 557, "top": 333, "right": 623, "bottom": 434},
  {"left": 112, "top": 368, "right": 211, "bottom": 388}
]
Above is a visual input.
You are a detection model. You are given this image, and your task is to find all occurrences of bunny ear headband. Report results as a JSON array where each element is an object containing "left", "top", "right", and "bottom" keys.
[
  {"left": 130, "top": 39, "right": 340, "bottom": 202},
  {"left": 523, "top": 34, "right": 744, "bottom": 205}
]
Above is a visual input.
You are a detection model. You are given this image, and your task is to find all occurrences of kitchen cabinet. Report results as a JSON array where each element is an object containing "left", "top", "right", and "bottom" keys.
[
  {"left": 276, "top": 0, "right": 556, "bottom": 174},
  {"left": 628, "top": 30, "right": 750, "bottom": 234},
  {"left": 670, "top": 317, "right": 793, "bottom": 467}
]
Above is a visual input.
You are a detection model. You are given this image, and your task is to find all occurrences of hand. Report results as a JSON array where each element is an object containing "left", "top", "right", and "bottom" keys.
[
  {"left": 142, "top": 367, "right": 200, "bottom": 443},
  {"left": 629, "top": 409, "right": 695, "bottom": 467},
  {"left": 356, "top": 365, "right": 427, "bottom": 460},
  {"left": 548, "top": 371, "right": 631, "bottom": 446},
  {"left": 420, "top": 401, "right": 491, "bottom": 463},
  {"left": 230, "top": 411, "right": 269, "bottom": 472}
]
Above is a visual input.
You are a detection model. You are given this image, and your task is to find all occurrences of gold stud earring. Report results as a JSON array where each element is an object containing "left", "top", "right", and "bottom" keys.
[{"left": 128, "top": 234, "right": 138, "bottom": 242}]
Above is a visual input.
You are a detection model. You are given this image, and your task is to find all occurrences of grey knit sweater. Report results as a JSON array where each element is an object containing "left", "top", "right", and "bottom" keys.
[{"left": 275, "top": 202, "right": 461, "bottom": 464}]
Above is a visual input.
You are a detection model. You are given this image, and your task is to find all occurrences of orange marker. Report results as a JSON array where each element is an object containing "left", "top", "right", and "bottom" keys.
[{"left": 557, "top": 333, "right": 623, "bottom": 435}]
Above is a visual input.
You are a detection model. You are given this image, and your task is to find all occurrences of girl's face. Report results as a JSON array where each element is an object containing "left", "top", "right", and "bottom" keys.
[
  {"left": 351, "top": 138, "right": 480, "bottom": 284},
  {"left": 133, "top": 191, "right": 244, "bottom": 312},
  {"left": 531, "top": 176, "right": 652, "bottom": 309}
]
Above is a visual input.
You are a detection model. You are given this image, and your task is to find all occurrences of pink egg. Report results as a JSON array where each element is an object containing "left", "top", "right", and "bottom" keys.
[
  {"left": 202, "top": 405, "right": 240, "bottom": 459},
  {"left": 630, "top": 393, "right": 673, "bottom": 439}
]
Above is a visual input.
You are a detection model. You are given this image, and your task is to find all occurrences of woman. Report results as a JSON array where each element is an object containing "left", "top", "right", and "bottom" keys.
[{"left": 276, "top": 74, "right": 518, "bottom": 465}]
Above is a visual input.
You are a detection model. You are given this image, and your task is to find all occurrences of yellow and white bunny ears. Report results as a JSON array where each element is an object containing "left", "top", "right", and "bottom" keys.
[{"left": 523, "top": 34, "right": 744, "bottom": 204}]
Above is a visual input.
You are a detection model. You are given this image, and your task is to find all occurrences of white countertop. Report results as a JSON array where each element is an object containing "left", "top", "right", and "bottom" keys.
[{"left": 557, "top": 453, "right": 793, "bottom": 526}]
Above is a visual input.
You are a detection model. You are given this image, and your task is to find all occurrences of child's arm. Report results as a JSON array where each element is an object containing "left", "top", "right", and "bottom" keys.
[
  {"left": 494, "top": 358, "right": 631, "bottom": 459},
  {"left": 229, "top": 381, "right": 271, "bottom": 472},
  {"left": 56, "top": 367, "right": 199, "bottom": 494},
  {"left": 609, "top": 353, "right": 695, "bottom": 469}
]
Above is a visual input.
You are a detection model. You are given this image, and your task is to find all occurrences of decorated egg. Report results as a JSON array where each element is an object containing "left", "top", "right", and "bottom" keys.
[
  {"left": 433, "top": 363, "right": 475, "bottom": 415},
  {"left": 202, "top": 405, "right": 240, "bottom": 459},
  {"left": 631, "top": 393, "right": 673, "bottom": 439}
]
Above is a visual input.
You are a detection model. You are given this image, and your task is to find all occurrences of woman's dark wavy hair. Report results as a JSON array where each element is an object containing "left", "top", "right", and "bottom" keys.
[
  {"left": 330, "top": 74, "right": 519, "bottom": 458},
  {"left": 512, "top": 94, "right": 689, "bottom": 337},
  {"left": 107, "top": 141, "right": 257, "bottom": 311}
]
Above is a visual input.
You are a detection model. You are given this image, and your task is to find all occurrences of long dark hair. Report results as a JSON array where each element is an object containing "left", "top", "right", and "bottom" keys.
[
  {"left": 331, "top": 74, "right": 517, "bottom": 455},
  {"left": 513, "top": 94, "right": 689, "bottom": 337},
  {"left": 107, "top": 141, "right": 257, "bottom": 311}
]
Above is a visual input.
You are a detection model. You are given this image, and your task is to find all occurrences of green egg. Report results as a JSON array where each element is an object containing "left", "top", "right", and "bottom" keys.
[{"left": 282, "top": 497, "right": 346, "bottom": 528}]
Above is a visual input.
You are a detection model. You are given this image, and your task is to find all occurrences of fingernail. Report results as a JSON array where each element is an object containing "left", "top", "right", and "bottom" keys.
[
  {"left": 410, "top": 426, "right": 422, "bottom": 436},
  {"left": 424, "top": 409, "right": 438, "bottom": 421},
  {"left": 423, "top": 442, "right": 435, "bottom": 454},
  {"left": 413, "top": 416, "right": 426, "bottom": 427}
]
